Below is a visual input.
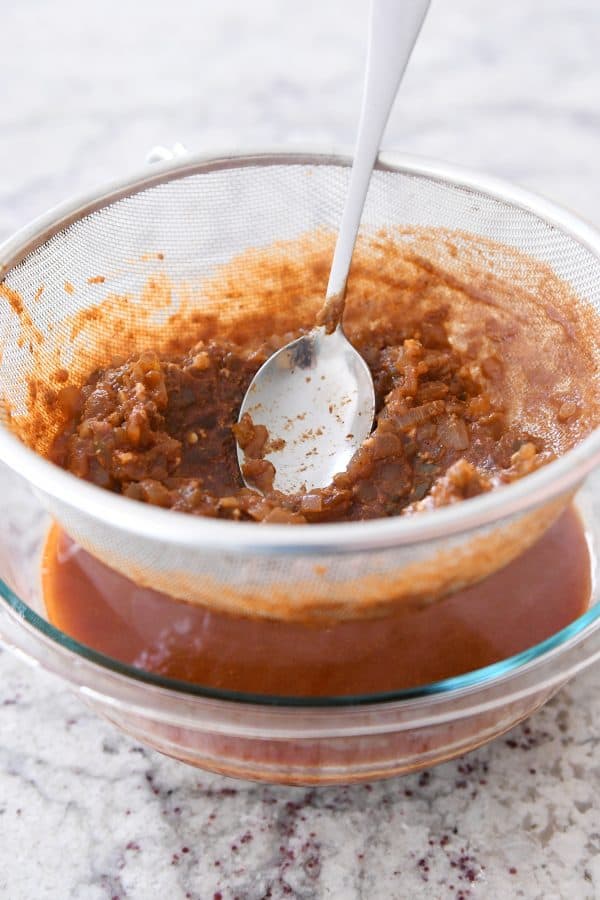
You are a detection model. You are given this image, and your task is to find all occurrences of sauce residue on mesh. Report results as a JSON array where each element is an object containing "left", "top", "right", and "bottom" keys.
[
  {"left": 42, "top": 506, "right": 591, "bottom": 695},
  {"left": 0, "top": 282, "right": 25, "bottom": 316},
  {"left": 27, "top": 228, "right": 600, "bottom": 523},
  {"left": 3, "top": 227, "right": 599, "bottom": 482}
]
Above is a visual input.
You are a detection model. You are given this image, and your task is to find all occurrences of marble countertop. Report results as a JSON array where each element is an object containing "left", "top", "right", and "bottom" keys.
[{"left": 2, "top": 0, "right": 600, "bottom": 897}]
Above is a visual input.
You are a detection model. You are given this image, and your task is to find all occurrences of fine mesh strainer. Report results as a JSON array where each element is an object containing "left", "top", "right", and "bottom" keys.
[{"left": 0, "top": 150, "right": 599, "bottom": 623}]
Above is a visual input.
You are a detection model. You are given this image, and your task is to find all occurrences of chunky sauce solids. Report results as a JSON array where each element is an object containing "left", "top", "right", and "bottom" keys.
[
  {"left": 45, "top": 232, "right": 599, "bottom": 525},
  {"left": 43, "top": 507, "right": 590, "bottom": 696},
  {"left": 45, "top": 324, "right": 568, "bottom": 524}
]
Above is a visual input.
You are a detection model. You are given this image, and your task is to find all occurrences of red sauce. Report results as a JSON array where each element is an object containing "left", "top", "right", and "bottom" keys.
[{"left": 42, "top": 507, "right": 591, "bottom": 696}]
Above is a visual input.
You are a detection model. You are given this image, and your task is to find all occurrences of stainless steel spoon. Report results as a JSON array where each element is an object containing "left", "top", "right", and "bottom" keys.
[{"left": 237, "top": 0, "right": 431, "bottom": 494}]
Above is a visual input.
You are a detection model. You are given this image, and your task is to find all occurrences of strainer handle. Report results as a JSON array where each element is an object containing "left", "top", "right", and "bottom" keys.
[
  {"left": 323, "top": 0, "right": 430, "bottom": 323},
  {"left": 146, "top": 143, "right": 188, "bottom": 164}
]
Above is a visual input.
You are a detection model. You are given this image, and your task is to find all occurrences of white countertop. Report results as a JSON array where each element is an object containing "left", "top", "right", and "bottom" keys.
[{"left": 2, "top": 0, "right": 600, "bottom": 897}]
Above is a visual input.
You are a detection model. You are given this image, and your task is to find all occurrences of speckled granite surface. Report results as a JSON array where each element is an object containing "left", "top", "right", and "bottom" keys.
[
  {"left": 1, "top": 0, "right": 600, "bottom": 897},
  {"left": 2, "top": 663, "right": 600, "bottom": 899}
]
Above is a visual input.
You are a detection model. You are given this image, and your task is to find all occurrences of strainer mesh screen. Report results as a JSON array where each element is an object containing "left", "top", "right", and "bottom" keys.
[
  {"left": 3, "top": 163, "right": 600, "bottom": 437},
  {"left": 5, "top": 163, "right": 600, "bottom": 324},
  {"left": 0, "top": 158, "right": 598, "bottom": 618}
]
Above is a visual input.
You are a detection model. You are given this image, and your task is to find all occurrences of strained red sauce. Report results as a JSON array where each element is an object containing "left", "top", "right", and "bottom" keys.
[{"left": 42, "top": 507, "right": 591, "bottom": 696}]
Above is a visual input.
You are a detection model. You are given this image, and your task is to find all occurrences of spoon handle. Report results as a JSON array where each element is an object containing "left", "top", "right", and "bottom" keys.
[{"left": 319, "top": 0, "right": 430, "bottom": 331}]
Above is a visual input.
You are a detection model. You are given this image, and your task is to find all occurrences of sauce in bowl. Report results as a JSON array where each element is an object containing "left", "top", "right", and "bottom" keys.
[{"left": 42, "top": 507, "right": 590, "bottom": 696}]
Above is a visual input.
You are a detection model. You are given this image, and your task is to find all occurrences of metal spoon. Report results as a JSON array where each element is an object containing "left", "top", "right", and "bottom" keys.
[{"left": 237, "top": 0, "right": 431, "bottom": 494}]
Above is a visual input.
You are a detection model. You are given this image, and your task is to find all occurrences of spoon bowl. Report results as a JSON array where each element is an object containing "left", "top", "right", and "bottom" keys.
[{"left": 237, "top": 326, "right": 375, "bottom": 494}]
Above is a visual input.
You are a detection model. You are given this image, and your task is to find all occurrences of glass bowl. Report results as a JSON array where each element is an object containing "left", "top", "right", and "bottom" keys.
[{"left": 0, "top": 462, "right": 598, "bottom": 786}]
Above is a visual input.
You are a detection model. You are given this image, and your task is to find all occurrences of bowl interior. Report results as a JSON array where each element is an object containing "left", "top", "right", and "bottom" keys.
[{"left": 0, "top": 461, "right": 598, "bottom": 707}]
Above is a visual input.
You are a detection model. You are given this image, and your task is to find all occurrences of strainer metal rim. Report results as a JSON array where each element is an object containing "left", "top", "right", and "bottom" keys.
[{"left": 0, "top": 148, "right": 599, "bottom": 555}]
